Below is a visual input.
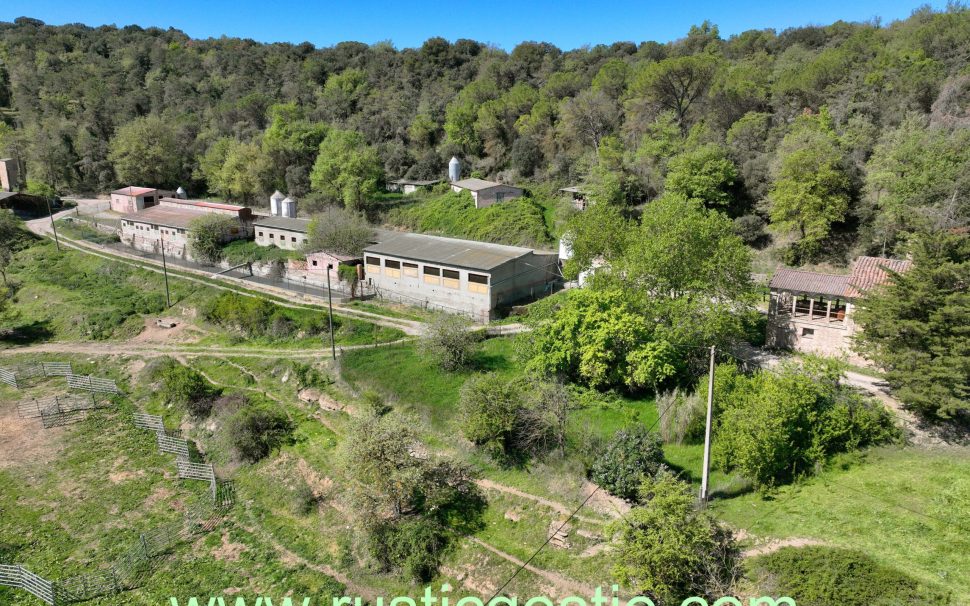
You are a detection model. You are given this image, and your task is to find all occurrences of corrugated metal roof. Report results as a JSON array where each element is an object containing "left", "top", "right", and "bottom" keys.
[
  {"left": 122, "top": 206, "right": 209, "bottom": 229},
  {"left": 363, "top": 231, "right": 533, "bottom": 271},
  {"left": 112, "top": 186, "right": 157, "bottom": 197},
  {"left": 769, "top": 268, "right": 850, "bottom": 298},
  {"left": 846, "top": 256, "right": 912, "bottom": 297},
  {"left": 452, "top": 178, "right": 508, "bottom": 192},
  {"left": 254, "top": 216, "right": 311, "bottom": 233}
]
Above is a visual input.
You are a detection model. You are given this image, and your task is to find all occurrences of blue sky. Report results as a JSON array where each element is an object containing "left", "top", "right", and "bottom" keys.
[{"left": 0, "top": 0, "right": 942, "bottom": 50}]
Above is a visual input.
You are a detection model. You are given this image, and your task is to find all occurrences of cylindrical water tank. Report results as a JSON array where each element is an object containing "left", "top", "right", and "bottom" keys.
[
  {"left": 448, "top": 156, "right": 461, "bottom": 182},
  {"left": 281, "top": 197, "right": 297, "bottom": 218},
  {"left": 270, "top": 190, "right": 284, "bottom": 216}
]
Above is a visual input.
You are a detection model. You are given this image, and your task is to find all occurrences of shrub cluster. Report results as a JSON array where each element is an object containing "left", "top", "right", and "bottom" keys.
[
  {"left": 385, "top": 190, "right": 551, "bottom": 248},
  {"left": 150, "top": 358, "right": 219, "bottom": 417},
  {"left": 589, "top": 425, "right": 665, "bottom": 501},
  {"left": 201, "top": 291, "right": 334, "bottom": 340},
  {"left": 227, "top": 402, "right": 295, "bottom": 463},
  {"left": 752, "top": 546, "right": 950, "bottom": 606},
  {"left": 713, "top": 357, "right": 899, "bottom": 489}
]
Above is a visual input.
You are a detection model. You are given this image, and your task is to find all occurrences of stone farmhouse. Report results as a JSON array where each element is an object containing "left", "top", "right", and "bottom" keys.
[{"left": 766, "top": 255, "right": 912, "bottom": 364}]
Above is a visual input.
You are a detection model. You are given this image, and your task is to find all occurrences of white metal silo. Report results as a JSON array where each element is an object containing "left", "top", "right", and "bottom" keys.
[
  {"left": 281, "top": 197, "right": 297, "bottom": 218},
  {"left": 270, "top": 190, "right": 285, "bottom": 216},
  {"left": 448, "top": 156, "right": 461, "bottom": 182}
]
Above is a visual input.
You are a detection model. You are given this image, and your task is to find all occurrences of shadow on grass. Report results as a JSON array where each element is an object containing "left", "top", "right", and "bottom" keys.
[{"left": 0, "top": 320, "right": 54, "bottom": 345}]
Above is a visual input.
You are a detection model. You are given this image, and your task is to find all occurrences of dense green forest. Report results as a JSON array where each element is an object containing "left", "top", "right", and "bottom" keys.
[{"left": 1, "top": 8, "right": 968, "bottom": 261}]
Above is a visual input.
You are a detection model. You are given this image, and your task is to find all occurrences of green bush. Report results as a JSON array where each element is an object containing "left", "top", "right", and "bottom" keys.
[
  {"left": 590, "top": 425, "right": 665, "bottom": 501},
  {"left": 609, "top": 471, "right": 738, "bottom": 603},
  {"left": 152, "top": 358, "right": 218, "bottom": 417},
  {"left": 751, "top": 546, "right": 951, "bottom": 606},
  {"left": 365, "top": 517, "right": 450, "bottom": 582},
  {"left": 713, "top": 357, "right": 900, "bottom": 489},
  {"left": 420, "top": 315, "right": 479, "bottom": 371},
  {"left": 227, "top": 403, "right": 294, "bottom": 462},
  {"left": 201, "top": 291, "right": 334, "bottom": 340}
]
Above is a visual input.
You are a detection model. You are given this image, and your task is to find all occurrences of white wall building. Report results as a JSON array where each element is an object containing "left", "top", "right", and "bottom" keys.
[{"left": 450, "top": 178, "right": 524, "bottom": 209}]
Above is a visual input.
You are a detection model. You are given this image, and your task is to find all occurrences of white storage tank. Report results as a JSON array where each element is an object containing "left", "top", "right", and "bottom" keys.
[
  {"left": 270, "top": 190, "right": 285, "bottom": 216},
  {"left": 281, "top": 197, "right": 297, "bottom": 218},
  {"left": 448, "top": 156, "right": 461, "bottom": 182}
]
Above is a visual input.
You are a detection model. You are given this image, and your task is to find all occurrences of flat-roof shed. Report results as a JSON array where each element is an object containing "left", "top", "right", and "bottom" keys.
[{"left": 450, "top": 178, "right": 523, "bottom": 209}]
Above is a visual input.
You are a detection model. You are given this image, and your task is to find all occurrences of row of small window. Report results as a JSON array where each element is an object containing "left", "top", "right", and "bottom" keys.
[
  {"left": 123, "top": 221, "right": 185, "bottom": 235},
  {"left": 365, "top": 257, "right": 489, "bottom": 294},
  {"left": 257, "top": 231, "right": 306, "bottom": 244}
]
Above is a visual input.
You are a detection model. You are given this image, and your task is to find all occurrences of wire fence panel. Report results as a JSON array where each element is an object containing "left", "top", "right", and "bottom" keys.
[
  {"left": 17, "top": 365, "right": 45, "bottom": 380},
  {"left": 19, "top": 567, "right": 55, "bottom": 605},
  {"left": 42, "top": 362, "right": 73, "bottom": 377},
  {"left": 176, "top": 460, "right": 215, "bottom": 482},
  {"left": 156, "top": 433, "right": 190, "bottom": 459},
  {"left": 0, "top": 368, "right": 17, "bottom": 389},
  {"left": 132, "top": 412, "right": 164, "bottom": 432},
  {"left": 21, "top": 394, "right": 104, "bottom": 419},
  {"left": 40, "top": 407, "right": 88, "bottom": 428},
  {"left": 0, "top": 564, "right": 22, "bottom": 588},
  {"left": 55, "top": 570, "right": 121, "bottom": 603},
  {"left": 68, "top": 374, "right": 120, "bottom": 394}
]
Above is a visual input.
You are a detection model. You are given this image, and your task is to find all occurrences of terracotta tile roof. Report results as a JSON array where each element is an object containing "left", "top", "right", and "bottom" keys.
[
  {"left": 769, "top": 268, "right": 850, "bottom": 298},
  {"left": 159, "top": 197, "right": 247, "bottom": 212},
  {"left": 845, "top": 256, "right": 912, "bottom": 298}
]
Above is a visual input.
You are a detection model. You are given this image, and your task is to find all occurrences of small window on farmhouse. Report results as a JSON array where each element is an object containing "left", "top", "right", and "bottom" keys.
[
  {"left": 258, "top": 231, "right": 263, "bottom": 237},
  {"left": 311, "top": 260, "right": 318, "bottom": 267},
  {"left": 403, "top": 262, "right": 419, "bottom": 277},
  {"left": 269, "top": 233, "right": 274, "bottom": 239},
  {"left": 424, "top": 266, "right": 441, "bottom": 284},
  {"left": 291, "top": 236, "right": 297, "bottom": 243},
  {"left": 442, "top": 269, "right": 460, "bottom": 289},
  {"left": 366, "top": 256, "right": 381, "bottom": 275},
  {"left": 468, "top": 273, "right": 488, "bottom": 294},
  {"left": 801, "top": 327, "right": 815, "bottom": 338},
  {"left": 384, "top": 259, "right": 401, "bottom": 278}
]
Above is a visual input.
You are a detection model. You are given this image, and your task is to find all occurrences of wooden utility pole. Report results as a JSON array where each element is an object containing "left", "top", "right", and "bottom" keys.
[
  {"left": 700, "top": 345, "right": 715, "bottom": 502},
  {"left": 325, "top": 265, "right": 336, "bottom": 360},
  {"left": 46, "top": 197, "right": 60, "bottom": 252},
  {"left": 159, "top": 234, "right": 172, "bottom": 307}
]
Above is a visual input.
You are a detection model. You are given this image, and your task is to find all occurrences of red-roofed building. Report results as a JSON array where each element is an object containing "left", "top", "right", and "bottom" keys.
[
  {"left": 110, "top": 186, "right": 174, "bottom": 214},
  {"left": 766, "top": 256, "right": 912, "bottom": 363}
]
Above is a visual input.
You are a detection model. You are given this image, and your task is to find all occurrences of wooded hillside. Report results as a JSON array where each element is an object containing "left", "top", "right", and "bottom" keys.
[{"left": 0, "top": 8, "right": 968, "bottom": 261}]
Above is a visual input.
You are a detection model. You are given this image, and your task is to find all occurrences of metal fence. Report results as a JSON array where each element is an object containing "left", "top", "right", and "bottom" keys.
[
  {"left": 132, "top": 412, "right": 165, "bottom": 432},
  {"left": 156, "top": 433, "right": 190, "bottom": 459},
  {"left": 0, "top": 565, "right": 55, "bottom": 605},
  {"left": 1, "top": 363, "right": 76, "bottom": 389},
  {"left": 67, "top": 375, "right": 119, "bottom": 394},
  {"left": 0, "top": 367, "right": 18, "bottom": 388},
  {"left": 18, "top": 394, "right": 105, "bottom": 419}
]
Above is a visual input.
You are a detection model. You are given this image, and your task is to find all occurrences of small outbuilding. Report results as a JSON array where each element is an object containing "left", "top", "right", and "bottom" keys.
[
  {"left": 450, "top": 178, "right": 523, "bottom": 209},
  {"left": 110, "top": 186, "right": 173, "bottom": 214},
  {"left": 388, "top": 178, "right": 441, "bottom": 195},
  {"left": 0, "top": 191, "right": 48, "bottom": 216},
  {"left": 560, "top": 186, "right": 591, "bottom": 210}
]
